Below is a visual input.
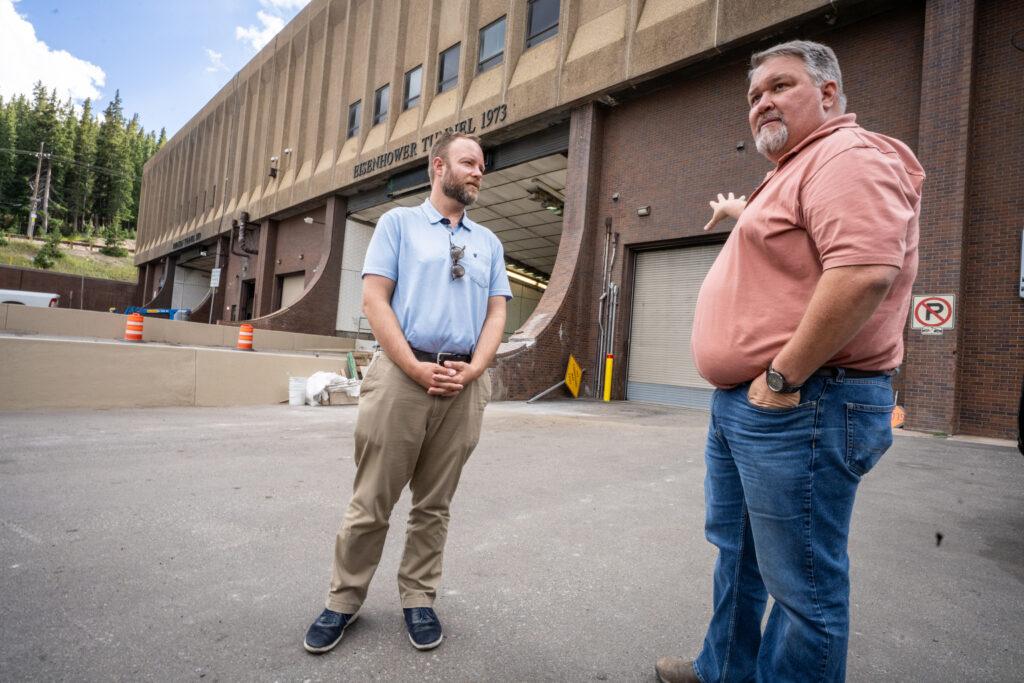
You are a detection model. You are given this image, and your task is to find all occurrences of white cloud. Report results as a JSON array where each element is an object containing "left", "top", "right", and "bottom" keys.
[
  {"left": 235, "top": 0, "right": 311, "bottom": 52},
  {"left": 235, "top": 10, "right": 287, "bottom": 52},
  {"left": 260, "top": 0, "right": 310, "bottom": 10},
  {"left": 0, "top": 0, "right": 105, "bottom": 104},
  {"left": 205, "top": 48, "right": 227, "bottom": 73}
]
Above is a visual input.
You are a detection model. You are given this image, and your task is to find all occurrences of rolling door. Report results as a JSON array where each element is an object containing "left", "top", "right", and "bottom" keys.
[{"left": 627, "top": 244, "right": 722, "bottom": 409}]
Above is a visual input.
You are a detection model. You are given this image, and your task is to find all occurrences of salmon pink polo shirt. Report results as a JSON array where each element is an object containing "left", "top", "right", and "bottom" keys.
[{"left": 691, "top": 114, "right": 925, "bottom": 388}]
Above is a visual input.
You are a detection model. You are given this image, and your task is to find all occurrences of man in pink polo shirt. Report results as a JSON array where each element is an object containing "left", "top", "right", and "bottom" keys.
[{"left": 655, "top": 41, "right": 924, "bottom": 683}]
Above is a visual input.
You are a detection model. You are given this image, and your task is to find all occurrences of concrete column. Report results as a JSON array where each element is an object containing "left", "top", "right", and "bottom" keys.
[
  {"left": 902, "top": 0, "right": 977, "bottom": 435},
  {"left": 253, "top": 219, "right": 279, "bottom": 316},
  {"left": 494, "top": 103, "right": 603, "bottom": 399}
]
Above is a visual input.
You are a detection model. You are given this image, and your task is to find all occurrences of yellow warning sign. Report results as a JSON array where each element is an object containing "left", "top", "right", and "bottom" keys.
[{"left": 565, "top": 354, "right": 582, "bottom": 398}]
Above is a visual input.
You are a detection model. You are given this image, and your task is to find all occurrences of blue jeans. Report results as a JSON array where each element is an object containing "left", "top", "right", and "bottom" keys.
[{"left": 693, "top": 371, "right": 895, "bottom": 683}]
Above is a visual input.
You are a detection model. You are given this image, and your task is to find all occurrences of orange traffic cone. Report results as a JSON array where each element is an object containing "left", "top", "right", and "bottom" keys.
[
  {"left": 236, "top": 323, "right": 254, "bottom": 351},
  {"left": 124, "top": 313, "right": 144, "bottom": 342}
]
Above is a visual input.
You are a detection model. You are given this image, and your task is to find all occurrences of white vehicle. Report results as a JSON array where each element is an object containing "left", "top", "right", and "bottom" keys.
[{"left": 0, "top": 288, "right": 60, "bottom": 307}]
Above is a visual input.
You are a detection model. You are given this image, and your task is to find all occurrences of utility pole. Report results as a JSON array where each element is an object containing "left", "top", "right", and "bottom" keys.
[
  {"left": 27, "top": 142, "right": 44, "bottom": 239},
  {"left": 41, "top": 156, "right": 52, "bottom": 236}
]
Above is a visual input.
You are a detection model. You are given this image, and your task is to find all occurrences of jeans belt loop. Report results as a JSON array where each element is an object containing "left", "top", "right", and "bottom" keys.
[{"left": 835, "top": 367, "right": 846, "bottom": 383}]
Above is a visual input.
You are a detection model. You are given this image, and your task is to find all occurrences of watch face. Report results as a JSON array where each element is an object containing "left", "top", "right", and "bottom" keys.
[{"left": 766, "top": 370, "right": 785, "bottom": 392}]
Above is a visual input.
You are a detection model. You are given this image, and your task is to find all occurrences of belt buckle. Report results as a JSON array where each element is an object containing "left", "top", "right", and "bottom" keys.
[{"left": 436, "top": 352, "right": 456, "bottom": 366}]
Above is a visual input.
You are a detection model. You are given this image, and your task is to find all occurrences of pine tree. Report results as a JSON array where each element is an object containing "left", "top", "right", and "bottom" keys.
[
  {"left": 92, "top": 90, "right": 132, "bottom": 229},
  {"left": 1, "top": 94, "right": 30, "bottom": 229},
  {"left": 124, "top": 114, "right": 143, "bottom": 232},
  {"left": 66, "top": 98, "right": 98, "bottom": 234},
  {"left": 9, "top": 84, "right": 59, "bottom": 231},
  {"left": 0, "top": 85, "right": 160, "bottom": 241},
  {"left": 43, "top": 94, "right": 77, "bottom": 235},
  {"left": 0, "top": 97, "right": 18, "bottom": 225}
]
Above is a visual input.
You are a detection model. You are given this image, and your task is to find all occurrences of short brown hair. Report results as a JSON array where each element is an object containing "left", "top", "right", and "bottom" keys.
[{"left": 428, "top": 131, "right": 482, "bottom": 181}]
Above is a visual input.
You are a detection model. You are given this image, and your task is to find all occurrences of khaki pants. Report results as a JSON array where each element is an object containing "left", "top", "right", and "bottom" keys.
[{"left": 326, "top": 352, "right": 490, "bottom": 613}]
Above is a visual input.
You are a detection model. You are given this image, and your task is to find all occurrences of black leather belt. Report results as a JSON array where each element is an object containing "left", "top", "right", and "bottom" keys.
[
  {"left": 411, "top": 348, "right": 472, "bottom": 365},
  {"left": 813, "top": 367, "right": 896, "bottom": 379}
]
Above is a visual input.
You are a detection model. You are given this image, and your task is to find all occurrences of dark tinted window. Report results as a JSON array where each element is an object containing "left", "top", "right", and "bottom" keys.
[
  {"left": 478, "top": 17, "right": 506, "bottom": 73},
  {"left": 347, "top": 100, "right": 361, "bottom": 139},
  {"left": 526, "top": 0, "right": 559, "bottom": 48},
  {"left": 438, "top": 43, "right": 460, "bottom": 93},
  {"left": 403, "top": 66, "right": 422, "bottom": 110},
  {"left": 373, "top": 84, "right": 389, "bottom": 125}
]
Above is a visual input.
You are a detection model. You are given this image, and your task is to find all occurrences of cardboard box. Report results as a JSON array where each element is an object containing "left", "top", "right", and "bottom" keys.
[{"left": 327, "top": 388, "right": 359, "bottom": 405}]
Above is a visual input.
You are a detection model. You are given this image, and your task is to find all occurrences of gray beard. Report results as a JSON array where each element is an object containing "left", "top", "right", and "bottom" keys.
[
  {"left": 756, "top": 123, "right": 789, "bottom": 158},
  {"left": 442, "top": 173, "right": 477, "bottom": 206}
]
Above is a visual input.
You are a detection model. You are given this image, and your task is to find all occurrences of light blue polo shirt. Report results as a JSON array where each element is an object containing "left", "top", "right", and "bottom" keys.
[{"left": 362, "top": 198, "right": 513, "bottom": 355}]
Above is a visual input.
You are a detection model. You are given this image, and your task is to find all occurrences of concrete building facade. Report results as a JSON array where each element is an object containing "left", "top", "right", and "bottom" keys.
[{"left": 135, "top": 0, "right": 1024, "bottom": 439}]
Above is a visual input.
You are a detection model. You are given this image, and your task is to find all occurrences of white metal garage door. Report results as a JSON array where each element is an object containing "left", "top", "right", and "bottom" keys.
[{"left": 627, "top": 244, "right": 723, "bottom": 409}]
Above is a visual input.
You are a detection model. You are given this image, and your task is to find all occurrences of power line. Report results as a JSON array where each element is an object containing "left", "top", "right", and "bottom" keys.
[{"left": 0, "top": 147, "right": 140, "bottom": 180}]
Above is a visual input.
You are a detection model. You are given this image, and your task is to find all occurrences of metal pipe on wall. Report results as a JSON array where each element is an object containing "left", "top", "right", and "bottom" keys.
[{"left": 595, "top": 218, "right": 613, "bottom": 393}]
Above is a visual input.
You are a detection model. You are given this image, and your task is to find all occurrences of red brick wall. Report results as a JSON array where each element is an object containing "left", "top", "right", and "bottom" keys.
[
  {"left": 224, "top": 195, "right": 346, "bottom": 335},
  {"left": 274, "top": 207, "right": 326, "bottom": 285},
  {"left": 592, "top": 6, "right": 925, "bottom": 399},
  {"left": 0, "top": 264, "right": 139, "bottom": 312},
  {"left": 957, "top": 0, "right": 1024, "bottom": 438},
  {"left": 495, "top": 5, "right": 930, "bottom": 406},
  {"left": 901, "top": 0, "right": 977, "bottom": 435},
  {"left": 222, "top": 235, "right": 256, "bottom": 320}
]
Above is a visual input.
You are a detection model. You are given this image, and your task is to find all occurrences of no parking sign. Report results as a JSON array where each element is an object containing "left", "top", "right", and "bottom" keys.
[{"left": 911, "top": 294, "right": 955, "bottom": 335}]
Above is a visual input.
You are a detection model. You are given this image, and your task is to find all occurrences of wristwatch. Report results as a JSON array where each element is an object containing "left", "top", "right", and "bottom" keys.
[{"left": 766, "top": 363, "right": 803, "bottom": 393}]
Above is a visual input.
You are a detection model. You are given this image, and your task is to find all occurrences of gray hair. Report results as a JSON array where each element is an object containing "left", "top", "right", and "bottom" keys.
[{"left": 749, "top": 40, "right": 847, "bottom": 113}]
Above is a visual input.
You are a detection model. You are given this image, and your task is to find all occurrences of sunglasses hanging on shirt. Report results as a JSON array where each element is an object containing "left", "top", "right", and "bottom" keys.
[{"left": 449, "top": 232, "right": 466, "bottom": 280}]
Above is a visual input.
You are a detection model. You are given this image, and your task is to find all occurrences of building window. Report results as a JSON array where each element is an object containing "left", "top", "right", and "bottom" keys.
[
  {"left": 478, "top": 17, "right": 506, "bottom": 73},
  {"left": 347, "top": 100, "right": 361, "bottom": 139},
  {"left": 526, "top": 0, "right": 559, "bottom": 48},
  {"left": 403, "top": 66, "right": 422, "bottom": 110},
  {"left": 373, "top": 84, "right": 389, "bottom": 125},
  {"left": 437, "top": 43, "right": 460, "bottom": 93}
]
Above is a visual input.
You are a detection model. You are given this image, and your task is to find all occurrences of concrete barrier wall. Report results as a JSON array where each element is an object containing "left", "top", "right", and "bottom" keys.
[
  {"left": 0, "top": 336, "right": 351, "bottom": 409},
  {"left": 0, "top": 304, "right": 356, "bottom": 353}
]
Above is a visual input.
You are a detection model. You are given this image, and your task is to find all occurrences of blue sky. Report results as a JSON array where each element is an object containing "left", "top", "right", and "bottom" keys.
[{"left": 0, "top": 0, "right": 310, "bottom": 138}]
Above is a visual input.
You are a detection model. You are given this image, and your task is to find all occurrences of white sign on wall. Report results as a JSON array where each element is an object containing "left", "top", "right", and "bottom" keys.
[
  {"left": 209, "top": 267, "right": 221, "bottom": 289},
  {"left": 911, "top": 294, "right": 956, "bottom": 335}
]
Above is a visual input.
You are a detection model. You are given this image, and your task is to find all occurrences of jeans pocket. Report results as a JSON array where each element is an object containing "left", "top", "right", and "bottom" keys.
[
  {"left": 845, "top": 402, "right": 895, "bottom": 476},
  {"left": 743, "top": 386, "right": 815, "bottom": 415}
]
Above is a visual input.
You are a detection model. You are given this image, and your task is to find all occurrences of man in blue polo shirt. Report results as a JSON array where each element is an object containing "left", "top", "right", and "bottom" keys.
[{"left": 304, "top": 132, "right": 511, "bottom": 655}]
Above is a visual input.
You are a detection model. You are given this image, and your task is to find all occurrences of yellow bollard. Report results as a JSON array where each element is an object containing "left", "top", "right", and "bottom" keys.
[{"left": 603, "top": 354, "right": 614, "bottom": 402}]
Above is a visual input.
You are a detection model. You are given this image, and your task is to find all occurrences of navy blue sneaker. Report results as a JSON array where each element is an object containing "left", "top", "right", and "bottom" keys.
[
  {"left": 303, "top": 608, "right": 358, "bottom": 654},
  {"left": 403, "top": 607, "right": 443, "bottom": 650}
]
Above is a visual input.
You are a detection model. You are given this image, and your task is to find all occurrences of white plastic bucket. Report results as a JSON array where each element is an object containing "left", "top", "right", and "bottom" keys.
[{"left": 288, "top": 376, "right": 307, "bottom": 406}]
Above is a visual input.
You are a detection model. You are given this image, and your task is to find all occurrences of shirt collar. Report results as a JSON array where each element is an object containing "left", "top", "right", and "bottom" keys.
[
  {"left": 745, "top": 113, "right": 860, "bottom": 205},
  {"left": 774, "top": 113, "right": 860, "bottom": 167},
  {"left": 421, "top": 198, "right": 473, "bottom": 231}
]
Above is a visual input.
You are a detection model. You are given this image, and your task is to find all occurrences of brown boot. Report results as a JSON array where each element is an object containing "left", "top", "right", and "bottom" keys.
[{"left": 655, "top": 656, "right": 700, "bottom": 683}]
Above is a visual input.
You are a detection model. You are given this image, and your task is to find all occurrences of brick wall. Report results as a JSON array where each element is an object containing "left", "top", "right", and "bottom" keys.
[
  {"left": 0, "top": 265, "right": 139, "bottom": 312},
  {"left": 957, "top": 0, "right": 1024, "bottom": 438},
  {"left": 902, "top": 0, "right": 977, "bottom": 435},
  {"left": 495, "top": 5, "right": 931, "bottom": 407},
  {"left": 591, "top": 6, "right": 926, "bottom": 399},
  {"left": 223, "top": 195, "right": 346, "bottom": 335}
]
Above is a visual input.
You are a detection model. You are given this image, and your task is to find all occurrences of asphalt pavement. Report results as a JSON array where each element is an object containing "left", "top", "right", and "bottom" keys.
[{"left": 1, "top": 401, "right": 1022, "bottom": 681}]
